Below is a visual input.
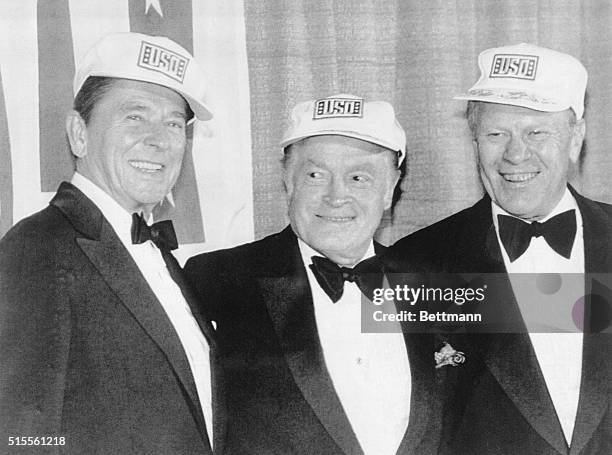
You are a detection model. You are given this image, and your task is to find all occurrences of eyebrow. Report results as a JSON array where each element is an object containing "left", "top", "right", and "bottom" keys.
[{"left": 305, "top": 158, "right": 325, "bottom": 168}]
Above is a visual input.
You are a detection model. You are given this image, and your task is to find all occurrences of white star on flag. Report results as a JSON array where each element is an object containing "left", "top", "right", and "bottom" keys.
[{"left": 145, "top": 0, "right": 163, "bottom": 17}]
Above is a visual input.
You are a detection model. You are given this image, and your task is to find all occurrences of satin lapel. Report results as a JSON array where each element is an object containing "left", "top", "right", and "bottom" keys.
[
  {"left": 163, "top": 250, "right": 217, "bottom": 347},
  {"left": 462, "top": 197, "right": 567, "bottom": 453},
  {"left": 572, "top": 185, "right": 612, "bottom": 275},
  {"left": 76, "top": 224, "right": 210, "bottom": 449},
  {"left": 160, "top": 252, "right": 224, "bottom": 452},
  {"left": 51, "top": 184, "right": 210, "bottom": 449},
  {"left": 380, "top": 251, "right": 439, "bottom": 453},
  {"left": 482, "top": 333, "right": 568, "bottom": 454},
  {"left": 569, "top": 330, "right": 612, "bottom": 454},
  {"left": 209, "top": 349, "right": 227, "bottom": 455},
  {"left": 453, "top": 196, "right": 506, "bottom": 273},
  {"left": 570, "top": 190, "right": 612, "bottom": 454},
  {"left": 395, "top": 333, "right": 439, "bottom": 454},
  {"left": 164, "top": 252, "right": 226, "bottom": 454},
  {"left": 258, "top": 235, "right": 363, "bottom": 455}
]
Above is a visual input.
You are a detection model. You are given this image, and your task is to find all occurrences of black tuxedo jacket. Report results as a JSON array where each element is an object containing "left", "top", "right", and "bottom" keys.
[
  {"left": 388, "top": 187, "right": 612, "bottom": 454},
  {"left": 184, "top": 226, "right": 458, "bottom": 455},
  {"left": 0, "top": 182, "right": 225, "bottom": 455}
]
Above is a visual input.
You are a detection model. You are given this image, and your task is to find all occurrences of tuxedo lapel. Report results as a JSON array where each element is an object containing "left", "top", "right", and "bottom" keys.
[
  {"left": 476, "top": 189, "right": 612, "bottom": 453},
  {"left": 380, "top": 250, "right": 441, "bottom": 454},
  {"left": 51, "top": 183, "right": 211, "bottom": 450},
  {"left": 462, "top": 196, "right": 568, "bottom": 453},
  {"left": 570, "top": 330, "right": 612, "bottom": 454},
  {"left": 569, "top": 189, "right": 612, "bottom": 454},
  {"left": 572, "top": 185, "right": 612, "bottom": 275},
  {"left": 161, "top": 250, "right": 217, "bottom": 346},
  {"left": 162, "top": 250, "right": 227, "bottom": 454},
  {"left": 453, "top": 196, "right": 507, "bottom": 273},
  {"left": 395, "top": 333, "right": 439, "bottom": 454},
  {"left": 482, "top": 334, "right": 568, "bottom": 453},
  {"left": 209, "top": 350, "right": 227, "bottom": 455},
  {"left": 259, "top": 228, "right": 363, "bottom": 455}
]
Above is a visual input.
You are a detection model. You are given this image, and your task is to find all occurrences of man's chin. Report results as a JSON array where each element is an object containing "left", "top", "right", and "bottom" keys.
[
  {"left": 495, "top": 189, "right": 565, "bottom": 220},
  {"left": 309, "top": 237, "right": 371, "bottom": 260},
  {"left": 497, "top": 198, "right": 546, "bottom": 220},
  {"left": 128, "top": 187, "right": 171, "bottom": 206}
]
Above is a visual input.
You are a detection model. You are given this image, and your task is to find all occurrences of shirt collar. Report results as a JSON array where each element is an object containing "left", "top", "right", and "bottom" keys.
[
  {"left": 298, "top": 237, "right": 376, "bottom": 268},
  {"left": 70, "top": 172, "right": 137, "bottom": 244}
]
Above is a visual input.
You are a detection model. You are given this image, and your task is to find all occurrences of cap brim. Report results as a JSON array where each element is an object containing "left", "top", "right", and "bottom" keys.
[
  {"left": 74, "top": 73, "right": 213, "bottom": 122},
  {"left": 182, "top": 93, "right": 213, "bottom": 122},
  {"left": 280, "top": 130, "right": 405, "bottom": 163},
  {"left": 454, "top": 89, "right": 570, "bottom": 113}
]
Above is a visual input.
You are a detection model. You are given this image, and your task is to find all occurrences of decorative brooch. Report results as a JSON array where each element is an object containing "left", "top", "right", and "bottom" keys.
[{"left": 434, "top": 342, "right": 466, "bottom": 369}]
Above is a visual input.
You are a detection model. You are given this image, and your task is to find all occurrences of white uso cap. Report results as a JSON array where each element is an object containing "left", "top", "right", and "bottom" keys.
[
  {"left": 280, "top": 94, "right": 406, "bottom": 165},
  {"left": 455, "top": 43, "right": 588, "bottom": 119},
  {"left": 74, "top": 32, "right": 213, "bottom": 121}
]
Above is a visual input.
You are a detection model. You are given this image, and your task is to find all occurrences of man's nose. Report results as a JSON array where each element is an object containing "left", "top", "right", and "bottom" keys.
[
  {"left": 323, "top": 177, "right": 350, "bottom": 206},
  {"left": 143, "top": 123, "right": 170, "bottom": 150},
  {"left": 503, "top": 135, "right": 532, "bottom": 164}
]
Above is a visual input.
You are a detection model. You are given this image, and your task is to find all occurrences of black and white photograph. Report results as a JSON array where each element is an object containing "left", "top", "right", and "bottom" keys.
[{"left": 1, "top": 1, "right": 611, "bottom": 454}]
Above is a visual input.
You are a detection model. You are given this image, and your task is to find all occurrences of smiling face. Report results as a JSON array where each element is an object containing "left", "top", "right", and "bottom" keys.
[
  {"left": 472, "top": 102, "right": 585, "bottom": 221},
  {"left": 284, "top": 135, "right": 400, "bottom": 266},
  {"left": 67, "top": 79, "right": 189, "bottom": 216}
]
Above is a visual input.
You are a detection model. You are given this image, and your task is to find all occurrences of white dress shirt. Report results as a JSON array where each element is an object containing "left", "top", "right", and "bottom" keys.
[
  {"left": 71, "top": 173, "right": 214, "bottom": 446},
  {"left": 299, "top": 239, "right": 411, "bottom": 455},
  {"left": 492, "top": 188, "right": 584, "bottom": 444}
]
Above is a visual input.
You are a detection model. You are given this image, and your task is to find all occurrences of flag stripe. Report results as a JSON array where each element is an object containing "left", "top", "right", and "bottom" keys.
[
  {"left": 129, "top": 0, "right": 205, "bottom": 244},
  {"left": 0, "top": 71, "right": 13, "bottom": 237},
  {"left": 38, "top": 0, "right": 75, "bottom": 191}
]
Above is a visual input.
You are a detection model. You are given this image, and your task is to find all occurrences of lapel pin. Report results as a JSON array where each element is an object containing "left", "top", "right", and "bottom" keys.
[{"left": 435, "top": 342, "right": 465, "bottom": 369}]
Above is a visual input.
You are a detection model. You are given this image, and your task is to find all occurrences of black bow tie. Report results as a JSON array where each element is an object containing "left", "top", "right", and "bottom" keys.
[
  {"left": 310, "top": 255, "right": 384, "bottom": 303},
  {"left": 497, "top": 210, "right": 576, "bottom": 262},
  {"left": 131, "top": 213, "right": 178, "bottom": 251}
]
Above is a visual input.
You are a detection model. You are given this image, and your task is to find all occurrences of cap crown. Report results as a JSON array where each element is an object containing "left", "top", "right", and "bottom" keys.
[
  {"left": 281, "top": 94, "right": 406, "bottom": 164},
  {"left": 74, "top": 32, "right": 212, "bottom": 121},
  {"left": 455, "top": 43, "right": 587, "bottom": 119}
]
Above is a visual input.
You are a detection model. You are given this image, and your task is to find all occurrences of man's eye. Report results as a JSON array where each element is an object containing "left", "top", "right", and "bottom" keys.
[
  {"left": 308, "top": 171, "right": 323, "bottom": 179},
  {"left": 352, "top": 175, "right": 368, "bottom": 183},
  {"left": 167, "top": 121, "right": 185, "bottom": 129},
  {"left": 479, "top": 131, "right": 507, "bottom": 144},
  {"left": 528, "top": 130, "right": 549, "bottom": 137},
  {"left": 127, "top": 114, "right": 143, "bottom": 121}
]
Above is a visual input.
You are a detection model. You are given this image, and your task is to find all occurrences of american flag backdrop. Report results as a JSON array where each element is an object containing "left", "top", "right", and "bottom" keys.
[{"left": 0, "top": 0, "right": 254, "bottom": 263}]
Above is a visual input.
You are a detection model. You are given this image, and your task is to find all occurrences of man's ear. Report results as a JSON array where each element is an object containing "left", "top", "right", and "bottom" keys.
[
  {"left": 66, "top": 110, "right": 88, "bottom": 158},
  {"left": 281, "top": 162, "right": 294, "bottom": 196},
  {"left": 472, "top": 138, "right": 479, "bottom": 156},
  {"left": 569, "top": 118, "right": 586, "bottom": 164},
  {"left": 384, "top": 168, "right": 401, "bottom": 210}
]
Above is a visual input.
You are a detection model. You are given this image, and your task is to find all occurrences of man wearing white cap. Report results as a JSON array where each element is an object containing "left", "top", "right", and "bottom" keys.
[
  {"left": 0, "top": 32, "right": 221, "bottom": 454},
  {"left": 390, "top": 44, "right": 612, "bottom": 454},
  {"left": 184, "top": 94, "right": 450, "bottom": 454}
]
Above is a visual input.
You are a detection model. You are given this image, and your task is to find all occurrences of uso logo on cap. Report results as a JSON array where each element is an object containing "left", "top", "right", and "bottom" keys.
[
  {"left": 138, "top": 41, "right": 189, "bottom": 83},
  {"left": 313, "top": 97, "right": 363, "bottom": 119},
  {"left": 490, "top": 54, "right": 539, "bottom": 80}
]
